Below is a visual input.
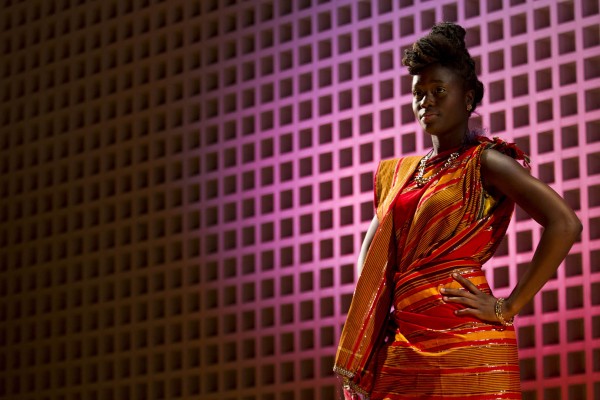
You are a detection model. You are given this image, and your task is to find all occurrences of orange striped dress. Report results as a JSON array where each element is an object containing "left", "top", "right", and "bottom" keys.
[{"left": 334, "top": 137, "right": 529, "bottom": 399}]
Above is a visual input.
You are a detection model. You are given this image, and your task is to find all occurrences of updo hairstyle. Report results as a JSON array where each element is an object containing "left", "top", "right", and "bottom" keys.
[{"left": 402, "top": 22, "right": 484, "bottom": 115}]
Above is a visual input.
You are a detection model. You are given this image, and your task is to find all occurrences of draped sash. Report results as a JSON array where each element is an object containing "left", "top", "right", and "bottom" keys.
[{"left": 334, "top": 156, "right": 421, "bottom": 395}]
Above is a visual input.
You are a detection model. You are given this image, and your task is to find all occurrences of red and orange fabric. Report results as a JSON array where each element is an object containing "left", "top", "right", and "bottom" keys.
[{"left": 334, "top": 136, "right": 530, "bottom": 399}]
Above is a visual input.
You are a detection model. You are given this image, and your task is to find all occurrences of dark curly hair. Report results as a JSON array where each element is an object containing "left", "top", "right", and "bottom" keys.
[{"left": 402, "top": 22, "right": 484, "bottom": 115}]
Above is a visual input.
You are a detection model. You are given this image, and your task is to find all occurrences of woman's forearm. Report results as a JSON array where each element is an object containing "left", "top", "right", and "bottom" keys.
[{"left": 505, "top": 217, "right": 582, "bottom": 318}]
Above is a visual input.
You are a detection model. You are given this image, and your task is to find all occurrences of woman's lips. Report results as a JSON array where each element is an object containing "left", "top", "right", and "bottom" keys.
[{"left": 421, "top": 113, "right": 438, "bottom": 122}]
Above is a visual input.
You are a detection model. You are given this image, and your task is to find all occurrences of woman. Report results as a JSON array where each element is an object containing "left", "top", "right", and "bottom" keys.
[{"left": 334, "top": 22, "right": 582, "bottom": 400}]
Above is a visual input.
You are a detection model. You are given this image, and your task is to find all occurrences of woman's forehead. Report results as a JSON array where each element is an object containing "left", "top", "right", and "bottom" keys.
[{"left": 412, "top": 65, "right": 462, "bottom": 86}]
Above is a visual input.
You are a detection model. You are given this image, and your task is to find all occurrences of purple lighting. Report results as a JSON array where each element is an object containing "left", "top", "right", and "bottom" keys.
[{"left": 199, "top": 1, "right": 600, "bottom": 399}]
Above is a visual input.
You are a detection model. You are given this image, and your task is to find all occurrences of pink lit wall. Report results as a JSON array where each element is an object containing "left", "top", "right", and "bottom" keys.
[{"left": 0, "top": 1, "right": 599, "bottom": 400}]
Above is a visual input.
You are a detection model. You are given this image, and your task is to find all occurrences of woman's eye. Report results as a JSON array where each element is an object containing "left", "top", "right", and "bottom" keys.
[{"left": 435, "top": 87, "right": 446, "bottom": 94}]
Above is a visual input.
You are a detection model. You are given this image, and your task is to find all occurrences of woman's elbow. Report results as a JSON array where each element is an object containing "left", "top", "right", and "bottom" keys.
[
  {"left": 560, "top": 213, "right": 583, "bottom": 241},
  {"left": 571, "top": 217, "right": 583, "bottom": 237}
]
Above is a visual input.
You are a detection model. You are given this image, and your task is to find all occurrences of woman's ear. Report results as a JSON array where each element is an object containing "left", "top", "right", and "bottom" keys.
[{"left": 465, "top": 90, "right": 474, "bottom": 110}]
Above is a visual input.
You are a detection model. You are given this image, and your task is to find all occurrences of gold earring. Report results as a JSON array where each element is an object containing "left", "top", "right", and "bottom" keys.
[{"left": 467, "top": 104, "right": 472, "bottom": 111}]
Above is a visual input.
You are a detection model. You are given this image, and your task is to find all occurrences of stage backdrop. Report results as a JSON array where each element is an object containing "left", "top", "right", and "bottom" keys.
[{"left": 0, "top": 0, "right": 599, "bottom": 399}]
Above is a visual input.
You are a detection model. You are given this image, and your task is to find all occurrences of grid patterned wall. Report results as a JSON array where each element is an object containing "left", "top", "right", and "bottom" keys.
[{"left": 0, "top": 0, "right": 599, "bottom": 399}]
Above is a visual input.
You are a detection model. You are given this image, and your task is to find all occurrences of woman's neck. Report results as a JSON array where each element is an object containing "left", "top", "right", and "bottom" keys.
[{"left": 430, "top": 127, "right": 473, "bottom": 155}]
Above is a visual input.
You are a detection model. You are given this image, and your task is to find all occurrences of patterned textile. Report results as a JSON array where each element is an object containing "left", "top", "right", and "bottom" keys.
[{"left": 334, "top": 136, "right": 529, "bottom": 399}]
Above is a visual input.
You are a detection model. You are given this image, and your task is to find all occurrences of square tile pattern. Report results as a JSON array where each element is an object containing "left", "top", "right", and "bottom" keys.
[{"left": 0, "top": 0, "right": 599, "bottom": 399}]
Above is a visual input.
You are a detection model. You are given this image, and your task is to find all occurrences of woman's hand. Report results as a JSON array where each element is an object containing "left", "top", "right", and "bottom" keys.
[
  {"left": 440, "top": 273, "right": 507, "bottom": 323},
  {"left": 343, "top": 387, "right": 367, "bottom": 400}
]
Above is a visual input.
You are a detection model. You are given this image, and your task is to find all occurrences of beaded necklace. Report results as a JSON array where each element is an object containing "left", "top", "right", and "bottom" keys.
[{"left": 414, "top": 150, "right": 460, "bottom": 187}]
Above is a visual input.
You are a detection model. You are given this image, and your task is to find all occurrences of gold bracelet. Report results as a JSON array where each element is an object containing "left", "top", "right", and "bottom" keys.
[{"left": 494, "top": 297, "right": 514, "bottom": 326}]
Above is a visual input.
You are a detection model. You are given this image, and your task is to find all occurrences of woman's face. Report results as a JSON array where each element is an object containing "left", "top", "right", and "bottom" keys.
[{"left": 412, "top": 64, "right": 473, "bottom": 140}]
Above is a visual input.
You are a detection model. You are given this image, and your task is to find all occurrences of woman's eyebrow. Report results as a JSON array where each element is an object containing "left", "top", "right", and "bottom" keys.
[{"left": 413, "top": 79, "right": 446, "bottom": 86}]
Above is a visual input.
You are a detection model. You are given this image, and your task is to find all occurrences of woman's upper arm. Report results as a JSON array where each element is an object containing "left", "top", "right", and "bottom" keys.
[
  {"left": 357, "top": 215, "right": 380, "bottom": 276},
  {"left": 480, "top": 149, "right": 580, "bottom": 229},
  {"left": 367, "top": 214, "right": 379, "bottom": 237}
]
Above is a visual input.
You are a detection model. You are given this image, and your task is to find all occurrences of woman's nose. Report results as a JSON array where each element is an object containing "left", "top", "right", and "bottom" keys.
[{"left": 419, "top": 92, "right": 434, "bottom": 108}]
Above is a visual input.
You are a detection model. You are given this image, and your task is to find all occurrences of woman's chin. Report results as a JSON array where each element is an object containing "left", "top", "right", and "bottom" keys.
[{"left": 421, "top": 125, "right": 440, "bottom": 135}]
